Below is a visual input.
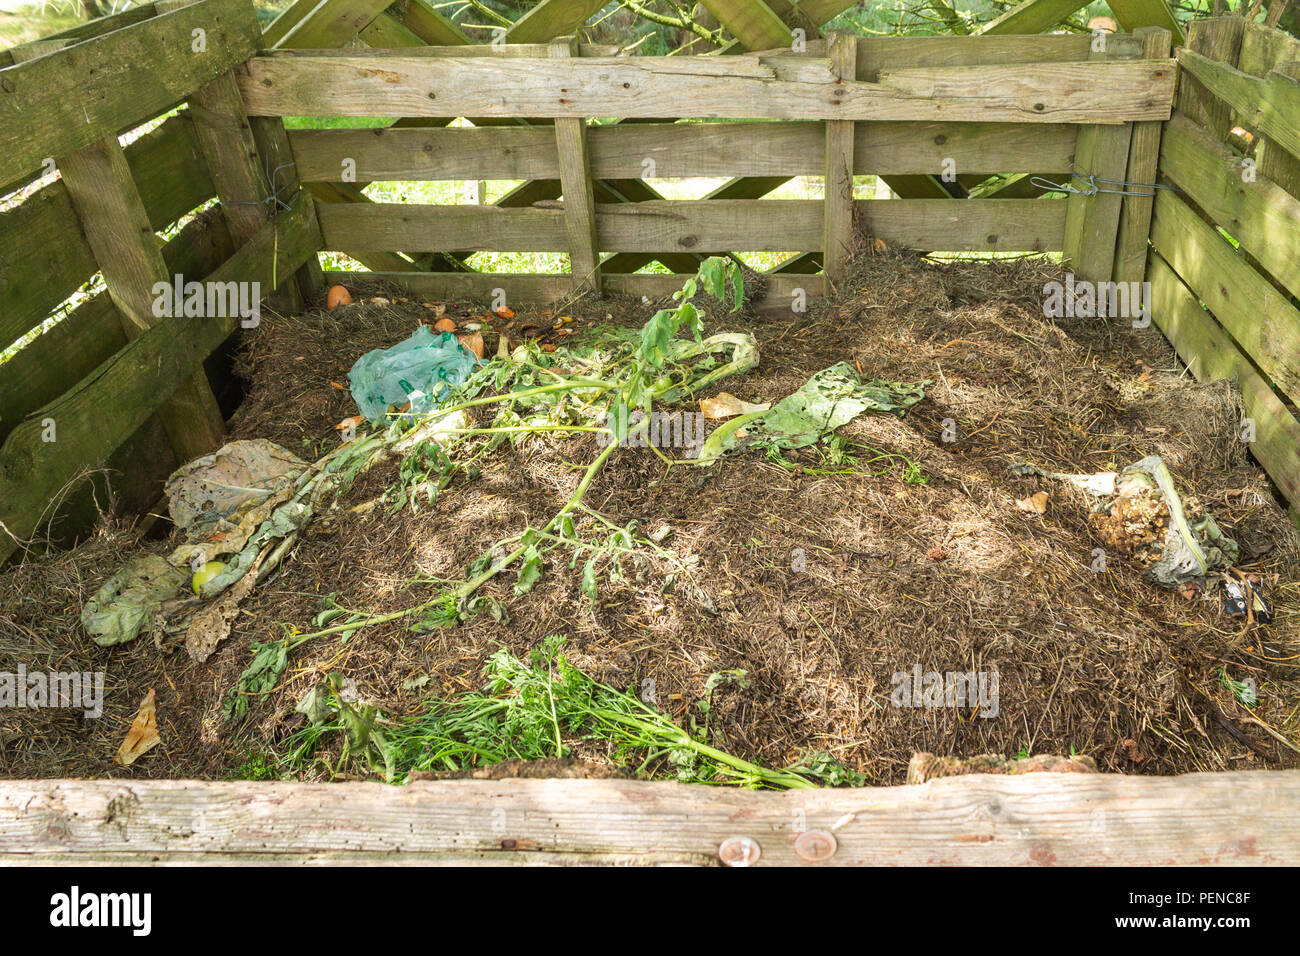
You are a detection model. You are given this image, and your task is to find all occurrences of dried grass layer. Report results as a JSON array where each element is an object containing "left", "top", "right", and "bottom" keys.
[{"left": 2, "top": 252, "right": 1297, "bottom": 783}]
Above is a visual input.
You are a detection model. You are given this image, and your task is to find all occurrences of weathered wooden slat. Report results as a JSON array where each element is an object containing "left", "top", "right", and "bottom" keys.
[
  {"left": 249, "top": 116, "right": 326, "bottom": 303},
  {"left": 976, "top": 0, "right": 1087, "bottom": 37},
  {"left": 1061, "top": 35, "right": 1139, "bottom": 283},
  {"left": 58, "top": 135, "right": 226, "bottom": 464},
  {"left": 264, "top": 0, "right": 320, "bottom": 47},
  {"left": 699, "top": 0, "right": 794, "bottom": 52},
  {"left": 1178, "top": 17, "right": 1246, "bottom": 137},
  {"left": 355, "top": 10, "right": 425, "bottom": 47},
  {"left": 0, "top": 213, "right": 236, "bottom": 442},
  {"left": 855, "top": 33, "right": 1145, "bottom": 79},
  {"left": 238, "top": 55, "right": 1174, "bottom": 124},
  {"left": 287, "top": 120, "right": 1076, "bottom": 183},
  {"left": 504, "top": 0, "right": 607, "bottom": 43},
  {"left": 1227, "top": 23, "right": 1300, "bottom": 202},
  {"left": 0, "top": 772, "right": 1295, "bottom": 865},
  {"left": 1177, "top": 48, "right": 1300, "bottom": 166},
  {"left": 397, "top": 0, "right": 473, "bottom": 46},
  {"left": 1254, "top": 62, "right": 1300, "bottom": 201},
  {"left": 189, "top": 69, "right": 321, "bottom": 308},
  {"left": 1114, "top": 27, "right": 1172, "bottom": 286},
  {"left": 332, "top": 269, "right": 822, "bottom": 306},
  {"left": 1148, "top": 252, "right": 1300, "bottom": 509},
  {"left": 1159, "top": 113, "right": 1300, "bottom": 301},
  {"left": 315, "top": 198, "right": 1065, "bottom": 254},
  {"left": 1106, "top": 0, "right": 1185, "bottom": 44},
  {"left": 1062, "top": 120, "right": 1133, "bottom": 282},
  {"left": 189, "top": 71, "right": 274, "bottom": 247},
  {"left": 548, "top": 37, "right": 600, "bottom": 294},
  {"left": 823, "top": 33, "right": 857, "bottom": 288},
  {"left": 277, "top": 0, "right": 394, "bottom": 49},
  {"left": 0, "top": 199, "right": 322, "bottom": 567},
  {"left": 1149, "top": 190, "right": 1300, "bottom": 405},
  {"left": 0, "top": 0, "right": 263, "bottom": 185}
]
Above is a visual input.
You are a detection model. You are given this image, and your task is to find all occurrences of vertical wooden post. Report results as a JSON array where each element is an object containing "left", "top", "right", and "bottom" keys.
[
  {"left": 823, "top": 31, "right": 857, "bottom": 292},
  {"left": 188, "top": 70, "right": 323, "bottom": 307},
  {"left": 1061, "top": 30, "right": 1137, "bottom": 285},
  {"left": 1114, "top": 27, "right": 1173, "bottom": 286},
  {"left": 58, "top": 137, "right": 226, "bottom": 464},
  {"left": 1179, "top": 17, "right": 1247, "bottom": 134},
  {"left": 549, "top": 35, "right": 601, "bottom": 295}
]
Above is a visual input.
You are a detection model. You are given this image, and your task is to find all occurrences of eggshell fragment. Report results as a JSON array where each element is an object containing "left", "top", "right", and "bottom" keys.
[{"left": 326, "top": 285, "right": 353, "bottom": 310}]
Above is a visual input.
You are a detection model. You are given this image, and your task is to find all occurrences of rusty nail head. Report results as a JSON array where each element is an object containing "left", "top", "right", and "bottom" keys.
[
  {"left": 793, "top": 829, "right": 837, "bottom": 862},
  {"left": 718, "top": 836, "right": 761, "bottom": 867}
]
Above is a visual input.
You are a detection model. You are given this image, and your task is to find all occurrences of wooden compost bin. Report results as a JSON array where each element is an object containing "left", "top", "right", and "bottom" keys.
[{"left": 0, "top": 1, "right": 1298, "bottom": 864}]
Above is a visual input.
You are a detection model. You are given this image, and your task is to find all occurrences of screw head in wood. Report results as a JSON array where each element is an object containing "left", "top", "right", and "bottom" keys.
[
  {"left": 793, "top": 829, "right": 837, "bottom": 863},
  {"left": 718, "top": 836, "right": 761, "bottom": 867}
]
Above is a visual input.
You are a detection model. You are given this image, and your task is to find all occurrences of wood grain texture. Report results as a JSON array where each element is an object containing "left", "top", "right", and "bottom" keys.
[
  {"left": 1150, "top": 189, "right": 1300, "bottom": 405},
  {"left": 698, "top": 0, "right": 794, "bottom": 52},
  {"left": 823, "top": 32, "right": 857, "bottom": 287},
  {"left": 549, "top": 37, "right": 600, "bottom": 293},
  {"left": 504, "top": 0, "right": 607, "bottom": 43},
  {"left": 57, "top": 135, "right": 226, "bottom": 466},
  {"left": 977, "top": 0, "right": 1088, "bottom": 38},
  {"left": 238, "top": 55, "right": 1174, "bottom": 123},
  {"left": 287, "top": 121, "right": 1076, "bottom": 182},
  {"left": 1177, "top": 47, "right": 1300, "bottom": 165},
  {"left": 855, "top": 33, "right": 1145, "bottom": 79},
  {"left": 1178, "top": 17, "right": 1246, "bottom": 136},
  {"left": 1107, "top": 0, "right": 1185, "bottom": 44},
  {"left": 315, "top": 198, "right": 1064, "bottom": 255},
  {"left": 1148, "top": 253, "right": 1300, "bottom": 508},
  {"left": 1114, "top": 27, "right": 1172, "bottom": 285},
  {"left": 188, "top": 70, "right": 273, "bottom": 246},
  {"left": 0, "top": 0, "right": 262, "bottom": 185},
  {"left": 0, "top": 771, "right": 1295, "bottom": 865},
  {"left": 1159, "top": 113, "right": 1300, "bottom": 300},
  {"left": 276, "top": 0, "right": 394, "bottom": 49}
]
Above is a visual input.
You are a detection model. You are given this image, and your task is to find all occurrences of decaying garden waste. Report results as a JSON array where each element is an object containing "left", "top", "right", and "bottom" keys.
[
  {"left": 80, "top": 257, "right": 928, "bottom": 772},
  {"left": 1014, "top": 455, "right": 1243, "bottom": 590}
]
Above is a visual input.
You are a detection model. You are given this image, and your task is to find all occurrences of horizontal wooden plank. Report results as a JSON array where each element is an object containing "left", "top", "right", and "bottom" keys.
[
  {"left": 1148, "top": 252, "right": 1300, "bottom": 509},
  {"left": 240, "top": 54, "right": 1173, "bottom": 124},
  {"left": 0, "top": 0, "right": 263, "bottom": 186},
  {"left": 0, "top": 197, "right": 322, "bottom": 567},
  {"left": 316, "top": 198, "right": 1064, "bottom": 254},
  {"left": 330, "top": 269, "right": 823, "bottom": 306},
  {"left": 1176, "top": 47, "right": 1300, "bottom": 166},
  {"left": 1150, "top": 189, "right": 1300, "bottom": 405},
  {"left": 0, "top": 771, "right": 1295, "bottom": 864},
  {"left": 289, "top": 121, "right": 1077, "bottom": 182},
  {"left": 0, "top": 210, "right": 236, "bottom": 442},
  {"left": 863, "top": 198, "right": 1065, "bottom": 251},
  {"left": 856, "top": 33, "right": 1146, "bottom": 79},
  {"left": 1159, "top": 113, "right": 1300, "bottom": 301},
  {"left": 0, "top": 113, "right": 216, "bottom": 350}
]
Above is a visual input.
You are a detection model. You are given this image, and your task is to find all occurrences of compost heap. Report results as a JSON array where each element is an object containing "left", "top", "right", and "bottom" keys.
[{"left": 2, "top": 251, "right": 1297, "bottom": 783}]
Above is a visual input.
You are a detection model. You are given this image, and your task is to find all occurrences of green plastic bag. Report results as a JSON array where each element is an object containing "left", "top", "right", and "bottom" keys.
[{"left": 348, "top": 326, "right": 478, "bottom": 424}]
